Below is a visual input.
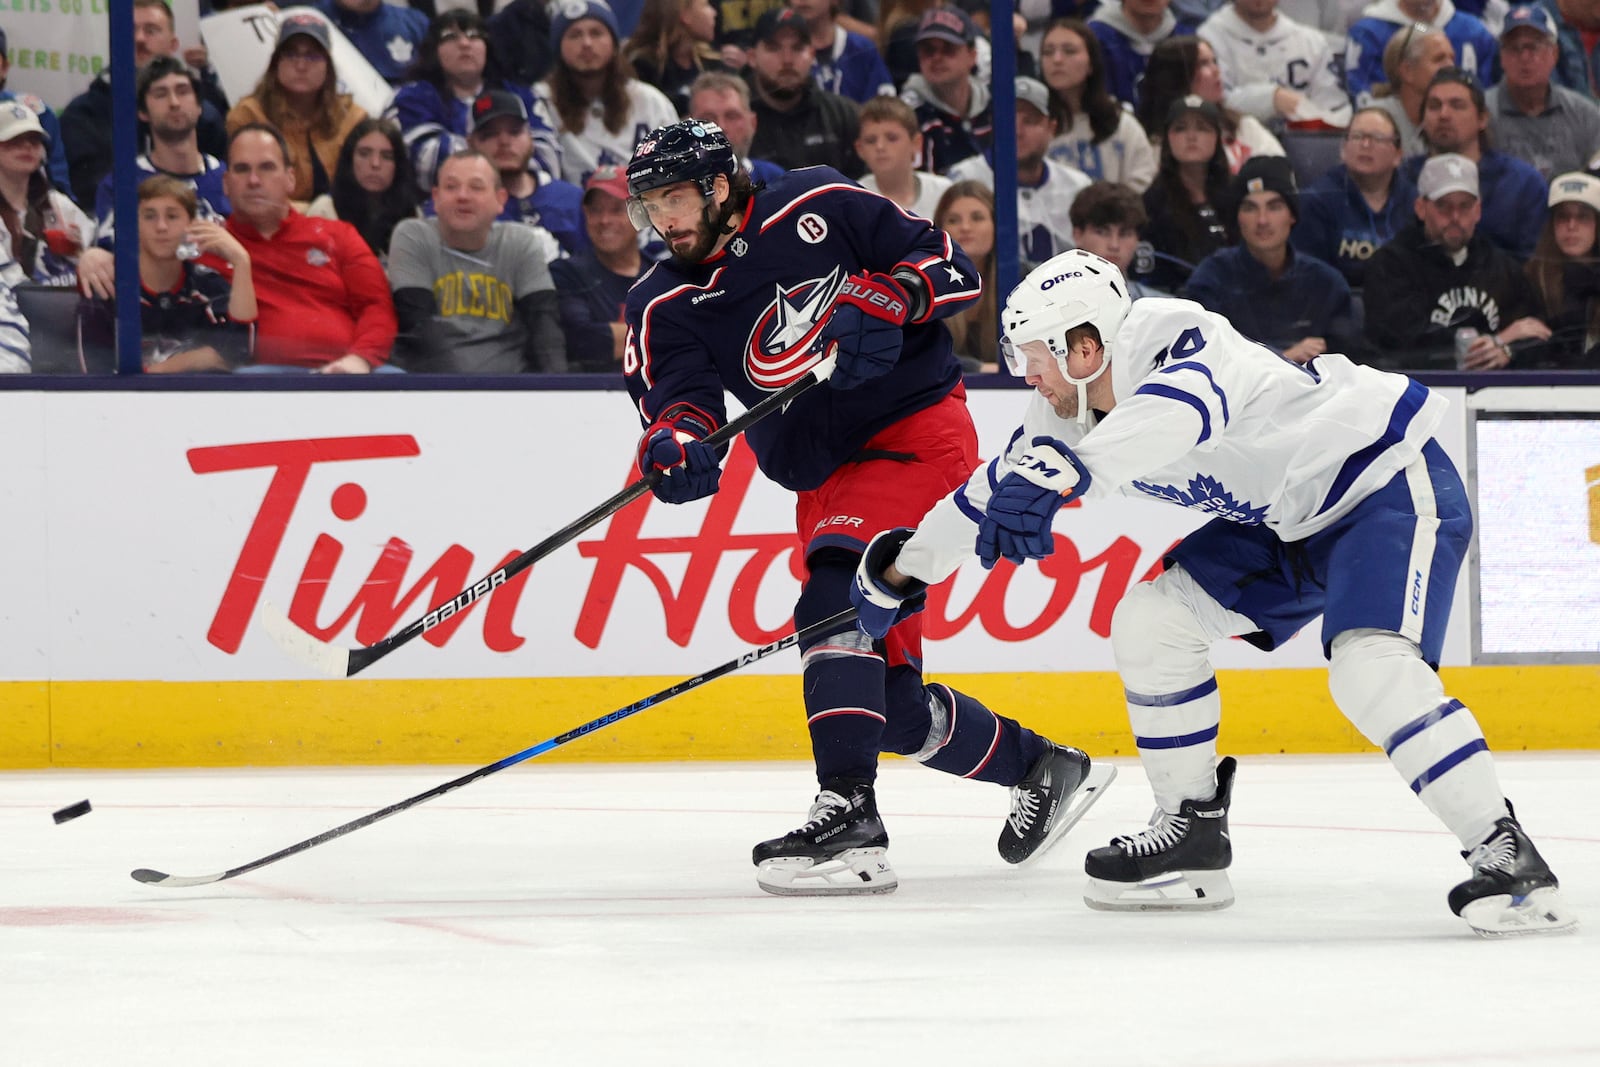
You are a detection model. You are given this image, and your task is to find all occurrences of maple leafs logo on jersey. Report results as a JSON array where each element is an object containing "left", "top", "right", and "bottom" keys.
[
  {"left": 1131, "top": 474, "right": 1268, "bottom": 525},
  {"left": 743, "top": 267, "right": 846, "bottom": 389}
]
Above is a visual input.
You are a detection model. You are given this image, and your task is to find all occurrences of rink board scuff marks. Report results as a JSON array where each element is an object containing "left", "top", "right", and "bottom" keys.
[
  {"left": 5, "top": 756, "right": 1598, "bottom": 1065},
  {"left": 7, "top": 663, "right": 1600, "bottom": 768}
]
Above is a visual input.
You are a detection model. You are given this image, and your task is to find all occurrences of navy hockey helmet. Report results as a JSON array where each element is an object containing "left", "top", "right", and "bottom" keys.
[{"left": 625, "top": 120, "right": 738, "bottom": 225}]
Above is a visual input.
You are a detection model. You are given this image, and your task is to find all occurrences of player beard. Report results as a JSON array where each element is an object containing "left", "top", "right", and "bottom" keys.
[{"left": 664, "top": 211, "right": 720, "bottom": 263}]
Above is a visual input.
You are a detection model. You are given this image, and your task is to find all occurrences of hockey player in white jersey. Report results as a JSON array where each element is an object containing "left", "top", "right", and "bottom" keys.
[
  {"left": 848, "top": 248, "right": 1577, "bottom": 937},
  {"left": 1199, "top": 0, "right": 1354, "bottom": 127}
]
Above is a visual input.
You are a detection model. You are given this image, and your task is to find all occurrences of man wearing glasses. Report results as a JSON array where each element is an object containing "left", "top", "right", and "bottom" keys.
[{"left": 1485, "top": 5, "right": 1600, "bottom": 181}]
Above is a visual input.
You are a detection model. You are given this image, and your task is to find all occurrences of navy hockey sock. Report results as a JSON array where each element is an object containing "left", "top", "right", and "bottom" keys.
[
  {"left": 900, "top": 680, "right": 1048, "bottom": 787},
  {"left": 798, "top": 556, "right": 887, "bottom": 784}
]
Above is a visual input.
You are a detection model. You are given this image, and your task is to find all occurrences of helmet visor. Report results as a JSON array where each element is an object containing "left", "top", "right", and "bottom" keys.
[{"left": 625, "top": 184, "right": 710, "bottom": 232}]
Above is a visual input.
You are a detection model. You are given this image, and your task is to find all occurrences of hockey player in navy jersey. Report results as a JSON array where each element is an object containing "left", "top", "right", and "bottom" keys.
[
  {"left": 621, "top": 120, "right": 1113, "bottom": 896},
  {"left": 850, "top": 248, "right": 1577, "bottom": 936}
]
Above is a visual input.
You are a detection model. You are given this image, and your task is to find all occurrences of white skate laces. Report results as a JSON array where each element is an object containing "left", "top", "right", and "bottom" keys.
[
  {"left": 803, "top": 791, "right": 851, "bottom": 830},
  {"left": 1114, "top": 810, "right": 1190, "bottom": 856},
  {"left": 1463, "top": 830, "right": 1518, "bottom": 875},
  {"left": 1006, "top": 788, "right": 1041, "bottom": 837}
]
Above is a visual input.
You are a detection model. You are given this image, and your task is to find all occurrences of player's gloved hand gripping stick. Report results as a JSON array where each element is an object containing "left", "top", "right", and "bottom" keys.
[
  {"left": 262, "top": 351, "right": 839, "bottom": 678},
  {"left": 819, "top": 271, "right": 916, "bottom": 390}
]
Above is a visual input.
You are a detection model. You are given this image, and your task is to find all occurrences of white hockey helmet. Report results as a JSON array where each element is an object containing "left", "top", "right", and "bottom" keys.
[{"left": 1000, "top": 249, "right": 1131, "bottom": 374}]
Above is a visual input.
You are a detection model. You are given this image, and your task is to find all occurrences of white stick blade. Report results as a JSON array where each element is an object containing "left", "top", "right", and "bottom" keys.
[
  {"left": 259, "top": 600, "right": 352, "bottom": 678},
  {"left": 131, "top": 868, "right": 226, "bottom": 888}
]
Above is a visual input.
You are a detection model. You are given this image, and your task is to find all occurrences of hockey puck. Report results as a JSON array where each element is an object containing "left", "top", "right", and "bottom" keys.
[{"left": 52, "top": 800, "right": 92, "bottom": 825}]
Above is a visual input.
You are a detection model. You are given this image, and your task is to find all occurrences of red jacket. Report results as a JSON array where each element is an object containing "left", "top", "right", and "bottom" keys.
[{"left": 227, "top": 209, "right": 397, "bottom": 367}]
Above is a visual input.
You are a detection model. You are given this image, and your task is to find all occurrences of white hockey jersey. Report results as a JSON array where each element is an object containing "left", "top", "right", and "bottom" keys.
[
  {"left": 896, "top": 299, "right": 1447, "bottom": 585},
  {"left": 1198, "top": 6, "right": 1353, "bottom": 128},
  {"left": 945, "top": 155, "right": 1093, "bottom": 263}
]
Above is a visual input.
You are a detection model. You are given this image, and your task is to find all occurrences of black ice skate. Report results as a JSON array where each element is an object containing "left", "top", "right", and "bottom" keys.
[
  {"left": 1083, "top": 756, "right": 1237, "bottom": 911},
  {"left": 1448, "top": 809, "right": 1578, "bottom": 937},
  {"left": 998, "top": 744, "right": 1117, "bottom": 867},
  {"left": 753, "top": 782, "right": 897, "bottom": 896}
]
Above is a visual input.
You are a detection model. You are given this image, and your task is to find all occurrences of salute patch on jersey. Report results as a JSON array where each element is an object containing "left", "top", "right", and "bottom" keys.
[{"left": 744, "top": 268, "right": 847, "bottom": 389}]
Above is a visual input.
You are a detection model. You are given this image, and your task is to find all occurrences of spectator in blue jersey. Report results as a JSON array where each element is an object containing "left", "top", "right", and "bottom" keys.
[
  {"left": 1186, "top": 155, "right": 1362, "bottom": 361},
  {"left": 1069, "top": 179, "right": 1171, "bottom": 298},
  {"left": 82, "top": 175, "right": 257, "bottom": 373},
  {"left": 314, "top": 0, "right": 429, "bottom": 85},
  {"left": 624, "top": 0, "right": 728, "bottom": 115},
  {"left": 789, "top": 0, "right": 896, "bottom": 102},
  {"left": 899, "top": 5, "right": 993, "bottom": 173},
  {"left": 83, "top": 57, "right": 230, "bottom": 266},
  {"left": 305, "top": 118, "right": 422, "bottom": 262},
  {"left": 621, "top": 119, "right": 1100, "bottom": 896},
  {"left": 1344, "top": 0, "right": 1499, "bottom": 104},
  {"left": 1364, "top": 152, "right": 1548, "bottom": 368},
  {"left": 389, "top": 10, "right": 559, "bottom": 193},
  {"left": 1402, "top": 66, "right": 1547, "bottom": 261},
  {"left": 1090, "top": 0, "right": 1201, "bottom": 106},
  {"left": 1136, "top": 94, "right": 1234, "bottom": 291},
  {"left": 0, "top": 29, "right": 70, "bottom": 195},
  {"left": 1293, "top": 106, "right": 1417, "bottom": 287},
  {"left": 687, "top": 71, "right": 787, "bottom": 186},
  {"left": 551, "top": 165, "right": 648, "bottom": 370},
  {"left": 1040, "top": 18, "right": 1158, "bottom": 192},
  {"left": 466, "top": 90, "right": 586, "bottom": 259},
  {"left": 1486, "top": 5, "right": 1600, "bottom": 182},
  {"left": 746, "top": 7, "right": 864, "bottom": 176}
]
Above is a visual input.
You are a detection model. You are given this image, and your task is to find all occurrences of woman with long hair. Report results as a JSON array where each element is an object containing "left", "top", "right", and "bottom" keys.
[
  {"left": 1524, "top": 173, "right": 1600, "bottom": 368},
  {"left": 226, "top": 14, "right": 367, "bottom": 203},
  {"left": 1139, "top": 94, "right": 1232, "bottom": 292},
  {"left": 305, "top": 119, "right": 421, "bottom": 263},
  {"left": 1138, "top": 36, "right": 1283, "bottom": 174},
  {"left": 624, "top": 0, "right": 724, "bottom": 115},
  {"left": 1039, "top": 18, "right": 1155, "bottom": 191},
  {"left": 0, "top": 103, "right": 93, "bottom": 286},
  {"left": 1369, "top": 24, "right": 1454, "bottom": 156},
  {"left": 934, "top": 179, "right": 999, "bottom": 372},
  {"left": 388, "top": 9, "right": 559, "bottom": 191}
]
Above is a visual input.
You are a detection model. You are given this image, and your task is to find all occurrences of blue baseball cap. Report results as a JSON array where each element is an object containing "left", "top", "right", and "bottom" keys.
[
  {"left": 1500, "top": 4, "right": 1558, "bottom": 40},
  {"left": 550, "top": 0, "right": 620, "bottom": 44}
]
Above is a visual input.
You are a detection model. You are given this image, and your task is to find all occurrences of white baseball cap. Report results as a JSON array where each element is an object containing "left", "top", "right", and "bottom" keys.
[
  {"left": 1417, "top": 153, "right": 1478, "bottom": 201},
  {"left": 1548, "top": 171, "right": 1600, "bottom": 215},
  {"left": 0, "top": 100, "right": 47, "bottom": 145}
]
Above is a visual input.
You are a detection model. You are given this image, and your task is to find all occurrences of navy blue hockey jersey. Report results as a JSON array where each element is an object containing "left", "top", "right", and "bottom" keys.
[{"left": 623, "top": 167, "right": 980, "bottom": 492}]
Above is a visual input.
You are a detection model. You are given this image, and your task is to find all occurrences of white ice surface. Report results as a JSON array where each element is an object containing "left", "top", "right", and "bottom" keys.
[{"left": 5, "top": 755, "right": 1598, "bottom": 1066}]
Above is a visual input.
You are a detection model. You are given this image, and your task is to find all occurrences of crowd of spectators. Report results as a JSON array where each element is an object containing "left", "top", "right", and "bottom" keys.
[{"left": 4, "top": 0, "right": 1600, "bottom": 375}]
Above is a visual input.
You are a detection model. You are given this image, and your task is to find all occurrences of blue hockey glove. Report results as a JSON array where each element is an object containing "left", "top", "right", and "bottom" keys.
[
  {"left": 636, "top": 409, "right": 722, "bottom": 504},
  {"left": 851, "top": 528, "right": 930, "bottom": 640},
  {"left": 976, "top": 437, "right": 1092, "bottom": 569},
  {"left": 821, "top": 272, "right": 913, "bottom": 390}
]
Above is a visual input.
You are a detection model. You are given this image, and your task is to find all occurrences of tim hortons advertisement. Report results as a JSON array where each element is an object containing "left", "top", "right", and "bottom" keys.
[{"left": 0, "top": 389, "right": 1470, "bottom": 682}]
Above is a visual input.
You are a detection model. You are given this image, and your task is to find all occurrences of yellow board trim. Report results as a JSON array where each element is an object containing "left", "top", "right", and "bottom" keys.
[{"left": 5, "top": 667, "right": 1598, "bottom": 769}]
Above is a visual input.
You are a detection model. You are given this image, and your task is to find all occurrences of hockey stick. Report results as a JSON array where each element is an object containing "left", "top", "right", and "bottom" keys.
[
  {"left": 262, "top": 353, "right": 838, "bottom": 678},
  {"left": 133, "top": 607, "right": 859, "bottom": 888}
]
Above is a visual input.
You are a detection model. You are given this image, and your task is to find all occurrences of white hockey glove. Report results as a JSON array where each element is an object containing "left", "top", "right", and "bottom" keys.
[{"left": 851, "top": 528, "right": 929, "bottom": 639}]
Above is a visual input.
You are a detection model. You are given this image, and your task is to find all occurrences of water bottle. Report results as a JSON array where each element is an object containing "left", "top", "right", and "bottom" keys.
[
  {"left": 1453, "top": 327, "right": 1479, "bottom": 369},
  {"left": 176, "top": 238, "right": 201, "bottom": 261}
]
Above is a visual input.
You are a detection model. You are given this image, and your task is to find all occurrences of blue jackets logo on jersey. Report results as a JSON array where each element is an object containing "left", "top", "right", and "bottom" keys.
[
  {"left": 744, "top": 268, "right": 847, "bottom": 389},
  {"left": 1131, "top": 474, "right": 1268, "bottom": 525}
]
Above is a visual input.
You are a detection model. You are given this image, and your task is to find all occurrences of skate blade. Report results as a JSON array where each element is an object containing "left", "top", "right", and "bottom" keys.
[
  {"left": 1083, "top": 869, "right": 1235, "bottom": 912},
  {"left": 1008, "top": 764, "right": 1119, "bottom": 869},
  {"left": 756, "top": 848, "right": 899, "bottom": 897},
  {"left": 1461, "top": 886, "right": 1580, "bottom": 938}
]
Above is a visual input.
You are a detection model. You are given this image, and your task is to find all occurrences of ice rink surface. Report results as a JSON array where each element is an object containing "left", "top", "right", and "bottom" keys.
[{"left": 5, "top": 754, "right": 1598, "bottom": 1066}]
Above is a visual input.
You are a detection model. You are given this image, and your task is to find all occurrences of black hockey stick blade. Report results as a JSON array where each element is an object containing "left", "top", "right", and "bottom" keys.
[
  {"left": 261, "top": 355, "right": 838, "bottom": 678},
  {"left": 132, "top": 606, "right": 859, "bottom": 887}
]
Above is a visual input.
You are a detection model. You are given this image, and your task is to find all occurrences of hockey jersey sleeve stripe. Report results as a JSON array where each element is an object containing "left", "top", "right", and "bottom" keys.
[
  {"left": 1382, "top": 698, "right": 1466, "bottom": 754},
  {"left": 1312, "top": 379, "right": 1429, "bottom": 519},
  {"left": 1125, "top": 676, "right": 1219, "bottom": 707},
  {"left": 1132, "top": 723, "right": 1220, "bottom": 750},
  {"left": 953, "top": 484, "right": 984, "bottom": 524},
  {"left": 1132, "top": 383, "right": 1213, "bottom": 446},
  {"left": 757, "top": 183, "right": 868, "bottom": 232},
  {"left": 636, "top": 269, "right": 726, "bottom": 390},
  {"left": 1157, "top": 361, "right": 1231, "bottom": 425}
]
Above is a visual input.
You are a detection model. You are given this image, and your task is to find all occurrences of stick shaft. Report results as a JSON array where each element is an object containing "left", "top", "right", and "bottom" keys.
[{"left": 133, "top": 608, "right": 858, "bottom": 887}]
